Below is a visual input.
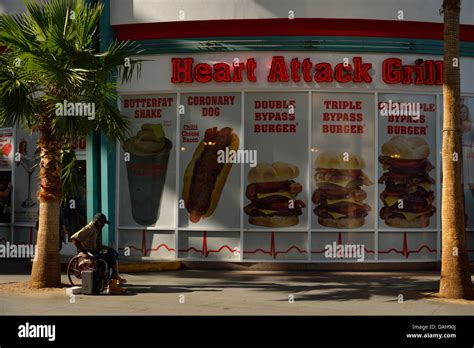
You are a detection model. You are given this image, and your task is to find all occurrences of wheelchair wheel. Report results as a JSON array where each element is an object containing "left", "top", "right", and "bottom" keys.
[{"left": 67, "top": 254, "right": 94, "bottom": 286}]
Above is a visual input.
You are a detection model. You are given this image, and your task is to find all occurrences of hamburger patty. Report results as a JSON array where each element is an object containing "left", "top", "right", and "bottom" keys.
[
  {"left": 317, "top": 201, "right": 371, "bottom": 214},
  {"left": 315, "top": 168, "right": 363, "bottom": 186},
  {"left": 379, "top": 156, "right": 434, "bottom": 172},
  {"left": 312, "top": 164, "right": 372, "bottom": 224},
  {"left": 316, "top": 168, "right": 363, "bottom": 176},
  {"left": 314, "top": 206, "right": 369, "bottom": 219},
  {"left": 380, "top": 189, "right": 434, "bottom": 203},
  {"left": 315, "top": 179, "right": 366, "bottom": 190},
  {"left": 188, "top": 127, "right": 232, "bottom": 213},
  {"left": 381, "top": 196, "right": 435, "bottom": 212},
  {"left": 383, "top": 182, "right": 433, "bottom": 196},
  {"left": 246, "top": 180, "right": 302, "bottom": 201},
  {"left": 379, "top": 206, "right": 435, "bottom": 220},
  {"left": 378, "top": 149, "right": 436, "bottom": 226},
  {"left": 244, "top": 202, "right": 305, "bottom": 217},
  {"left": 254, "top": 199, "right": 306, "bottom": 211},
  {"left": 378, "top": 171, "right": 435, "bottom": 185},
  {"left": 312, "top": 187, "right": 367, "bottom": 204}
]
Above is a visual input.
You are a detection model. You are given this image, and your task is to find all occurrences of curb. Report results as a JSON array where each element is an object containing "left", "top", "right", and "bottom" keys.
[{"left": 118, "top": 261, "right": 181, "bottom": 273}]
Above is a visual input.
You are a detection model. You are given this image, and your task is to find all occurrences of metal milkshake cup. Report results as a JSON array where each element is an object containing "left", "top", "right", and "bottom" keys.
[{"left": 124, "top": 124, "right": 172, "bottom": 226}]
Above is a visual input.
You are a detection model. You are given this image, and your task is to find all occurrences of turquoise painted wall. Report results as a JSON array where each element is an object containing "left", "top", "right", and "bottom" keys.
[
  {"left": 99, "top": 0, "right": 116, "bottom": 246},
  {"left": 86, "top": 0, "right": 116, "bottom": 246}
]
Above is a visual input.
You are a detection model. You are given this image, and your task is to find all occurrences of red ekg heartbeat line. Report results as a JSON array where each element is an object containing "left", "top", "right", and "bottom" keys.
[
  {"left": 311, "top": 232, "right": 436, "bottom": 258},
  {"left": 119, "top": 230, "right": 176, "bottom": 256},
  {"left": 178, "top": 231, "right": 240, "bottom": 258},
  {"left": 377, "top": 232, "right": 436, "bottom": 258},
  {"left": 113, "top": 229, "right": 474, "bottom": 259},
  {"left": 311, "top": 232, "right": 376, "bottom": 255},
  {"left": 120, "top": 230, "right": 240, "bottom": 257},
  {"left": 243, "top": 231, "right": 308, "bottom": 259}
]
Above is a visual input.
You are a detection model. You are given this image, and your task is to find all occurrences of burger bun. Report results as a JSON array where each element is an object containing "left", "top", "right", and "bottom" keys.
[
  {"left": 382, "top": 135, "right": 430, "bottom": 160},
  {"left": 248, "top": 162, "right": 299, "bottom": 184},
  {"left": 318, "top": 216, "right": 365, "bottom": 229},
  {"left": 249, "top": 215, "right": 299, "bottom": 227},
  {"left": 315, "top": 151, "right": 366, "bottom": 170},
  {"left": 383, "top": 216, "right": 430, "bottom": 228}
]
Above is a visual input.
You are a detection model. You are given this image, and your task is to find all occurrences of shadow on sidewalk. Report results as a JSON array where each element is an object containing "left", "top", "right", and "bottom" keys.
[
  {"left": 123, "top": 283, "right": 222, "bottom": 295},
  {"left": 121, "top": 270, "right": 450, "bottom": 302}
]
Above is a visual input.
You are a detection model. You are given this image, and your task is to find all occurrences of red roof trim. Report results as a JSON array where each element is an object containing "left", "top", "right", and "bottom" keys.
[{"left": 113, "top": 18, "right": 474, "bottom": 42}]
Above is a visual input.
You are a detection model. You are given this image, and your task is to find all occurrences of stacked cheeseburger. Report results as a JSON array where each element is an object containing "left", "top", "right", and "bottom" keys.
[
  {"left": 312, "top": 152, "right": 373, "bottom": 228},
  {"left": 378, "top": 135, "right": 435, "bottom": 228},
  {"left": 244, "top": 162, "right": 305, "bottom": 227}
]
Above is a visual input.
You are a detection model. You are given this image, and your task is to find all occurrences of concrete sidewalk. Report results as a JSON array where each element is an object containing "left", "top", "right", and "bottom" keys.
[{"left": 0, "top": 270, "right": 473, "bottom": 315}]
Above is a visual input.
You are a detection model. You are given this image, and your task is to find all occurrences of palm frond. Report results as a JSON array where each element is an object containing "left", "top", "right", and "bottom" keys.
[
  {"left": 0, "top": 0, "right": 142, "bottom": 143},
  {"left": 60, "top": 147, "right": 77, "bottom": 204}
]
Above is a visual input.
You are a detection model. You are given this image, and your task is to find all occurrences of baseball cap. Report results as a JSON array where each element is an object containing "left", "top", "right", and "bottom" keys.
[{"left": 94, "top": 213, "right": 110, "bottom": 224}]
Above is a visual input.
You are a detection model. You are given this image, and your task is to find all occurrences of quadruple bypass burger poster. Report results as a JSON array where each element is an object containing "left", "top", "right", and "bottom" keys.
[{"left": 116, "top": 54, "right": 474, "bottom": 240}]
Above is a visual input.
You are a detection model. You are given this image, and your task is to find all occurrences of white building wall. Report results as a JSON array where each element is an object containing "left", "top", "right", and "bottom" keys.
[
  {"left": 110, "top": 0, "right": 474, "bottom": 25},
  {"left": 117, "top": 52, "right": 474, "bottom": 94},
  {"left": 0, "top": 0, "right": 26, "bottom": 14}
]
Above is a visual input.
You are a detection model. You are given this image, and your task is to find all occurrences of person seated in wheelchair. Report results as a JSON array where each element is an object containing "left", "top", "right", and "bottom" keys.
[{"left": 71, "top": 213, "right": 126, "bottom": 294}]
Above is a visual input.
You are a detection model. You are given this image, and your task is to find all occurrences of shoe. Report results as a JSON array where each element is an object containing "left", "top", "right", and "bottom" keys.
[
  {"left": 78, "top": 259, "right": 92, "bottom": 267},
  {"left": 107, "top": 281, "right": 125, "bottom": 294},
  {"left": 115, "top": 275, "right": 127, "bottom": 284}
]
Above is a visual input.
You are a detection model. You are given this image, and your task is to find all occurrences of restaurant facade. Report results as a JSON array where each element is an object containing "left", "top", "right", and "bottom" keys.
[{"left": 2, "top": 0, "right": 474, "bottom": 264}]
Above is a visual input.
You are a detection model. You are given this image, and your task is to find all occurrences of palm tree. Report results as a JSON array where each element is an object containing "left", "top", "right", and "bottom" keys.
[
  {"left": 439, "top": 0, "right": 473, "bottom": 299},
  {"left": 0, "top": 0, "right": 141, "bottom": 288}
]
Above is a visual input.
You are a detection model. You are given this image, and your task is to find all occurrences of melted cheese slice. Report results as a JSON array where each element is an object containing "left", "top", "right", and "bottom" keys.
[
  {"left": 396, "top": 211, "right": 426, "bottom": 221},
  {"left": 257, "top": 192, "right": 293, "bottom": 200},
  {"left": 416, "top": 182, "right": 432, "bottom": 191},
  {"left": 383, "top": 196, "right": 400, "bottom": 207},
  {"left": 327, "top": 211, "right": 346, "bottom": 219},
  {"left": 326, "top": 197, "right": 364, "bottom": 206},
  {"left": 259, "top": 209, "right": 278, "bottom": 215}
]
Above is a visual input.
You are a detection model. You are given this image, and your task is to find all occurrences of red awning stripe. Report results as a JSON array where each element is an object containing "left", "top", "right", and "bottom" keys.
[{"left": 113, "top": 18, "right": 474, "bottom": 42}]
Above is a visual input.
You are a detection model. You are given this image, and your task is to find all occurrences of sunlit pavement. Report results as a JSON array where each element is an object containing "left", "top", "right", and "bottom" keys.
[{"left": 0, "top": 270, "right": 473, "bottom": 315}]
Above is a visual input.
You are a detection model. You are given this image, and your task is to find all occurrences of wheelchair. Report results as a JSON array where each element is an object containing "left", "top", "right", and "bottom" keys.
[{"left": 66, "top": 250, "right": 113, "bottom": 293}]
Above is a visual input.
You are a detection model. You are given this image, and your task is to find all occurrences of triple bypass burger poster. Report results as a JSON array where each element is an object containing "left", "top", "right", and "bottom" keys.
[{"left": 117, "top": 93, "right": 474, "bottom": 232}]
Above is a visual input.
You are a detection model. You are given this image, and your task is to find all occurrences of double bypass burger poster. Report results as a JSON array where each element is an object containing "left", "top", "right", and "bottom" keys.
[{"left": 115, "top": 54, "right": 474, "bottom": 259}]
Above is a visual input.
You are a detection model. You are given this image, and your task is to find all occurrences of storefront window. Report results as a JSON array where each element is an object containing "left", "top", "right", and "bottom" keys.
[{"left": 114, "top": 90, "right": 453, "bottom": 262}]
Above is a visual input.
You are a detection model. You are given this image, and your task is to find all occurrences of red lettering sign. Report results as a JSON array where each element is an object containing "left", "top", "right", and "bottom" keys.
[
  {"left": 382, "top": 58, "right": 442, "bottom": 85},
  {"left": 170, "top": 56, "right": 443, "bottom": 85}
]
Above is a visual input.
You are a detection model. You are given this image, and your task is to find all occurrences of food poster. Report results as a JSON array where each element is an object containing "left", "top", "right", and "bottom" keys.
[
  {"left": 0, "top": 171, "right": 12, "bottom": 224},
  {"left": 244, "top": 92, "right": 309, "bottom": 230},
  {"left": 178, "top": 93, "right": 242, "bottom": 229},
  {"left": 311, "top": 93, "right": 376, "bottom": 230},
  {"left": 377, "top": 94, "right": 437, "bottom": 230},
  {"left": 460, "top": 96, "right": 474, "bottom": 229},
  {"left": 14, "top": 128, "right": 40, "bottom": 224},
  {"left": 0, "top": 129, "right": 13, "bottom": 170},
  {"left": 118, "top": 94, "right": 177, "bottom": 229}
]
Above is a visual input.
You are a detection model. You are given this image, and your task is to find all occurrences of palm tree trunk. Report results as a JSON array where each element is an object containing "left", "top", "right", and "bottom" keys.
[
  {"left": 30, "top": 119, "right": 62, "bottom": 288},
  {"left": 439, "top": 0, "right": 473, "bottom": 299}
]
